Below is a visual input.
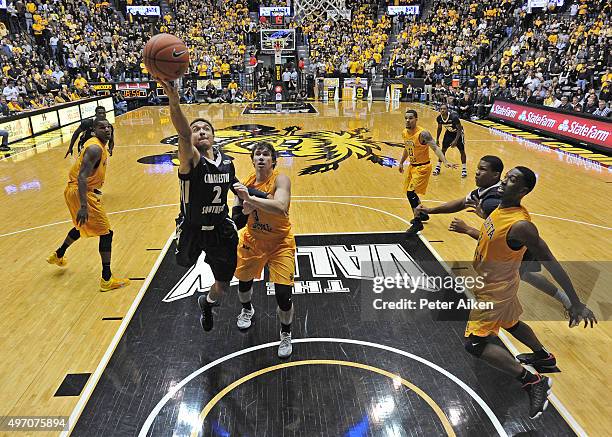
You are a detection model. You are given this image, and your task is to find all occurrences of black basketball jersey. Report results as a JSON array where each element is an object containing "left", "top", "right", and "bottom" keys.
[
  {"left": 179, "top": 149, "right": 236, "bottom": 228},
  {"left": 465, "top": 182, "right": 502, "bottom": 218},
  {"left": 436, "top": 112, "right": 462, "bottom": 134}
]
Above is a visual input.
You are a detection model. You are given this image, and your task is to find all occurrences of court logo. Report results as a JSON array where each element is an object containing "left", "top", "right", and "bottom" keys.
[
  {"left": 139, "top": 124, "right": 403, "bottom": 175},
  {"left": 162, "top": 233, "right": 436, "bottom": 302}
]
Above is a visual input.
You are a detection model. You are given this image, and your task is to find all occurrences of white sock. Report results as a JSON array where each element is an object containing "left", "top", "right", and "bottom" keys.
[
  {"left": 462, "top": 164, "right": 467, "bottom": 171},
  {"left": 553, "top": 289, "right": 571, "bottom": 309},
  {"left": 435, "top": 162, "right": 441, "bottom": 168}
]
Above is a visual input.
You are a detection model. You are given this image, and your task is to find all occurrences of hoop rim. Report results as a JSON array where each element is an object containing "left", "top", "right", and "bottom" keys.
[{"left": 271, "top": 38, "right": 285, "bottom": 53}]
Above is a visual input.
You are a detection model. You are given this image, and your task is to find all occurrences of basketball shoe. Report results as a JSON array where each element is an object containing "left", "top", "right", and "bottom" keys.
[
  {"left": 516, "top": 351, "right": 557, "bottom": 369},
  {"left": 100, "top": 276, "right": 130, "bottom": 292},
  {"left": 46, "top": 252, "right": 67, "bottom": 267},
  {"left": 522, "top": 374, "right": 553, "bottom": 419}
]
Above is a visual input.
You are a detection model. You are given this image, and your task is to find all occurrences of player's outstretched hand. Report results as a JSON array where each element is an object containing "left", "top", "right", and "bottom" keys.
[
  {"left": 415, "top": 204, "right": 429, "bottom": 216},
  {"left": 399, "top": 163, "right": 405, "bottom": 174},
  {"left": 465, "top": 199, "right": 485, "bottom": 218},
  {"left": 233, "top": 182, "right": 250, "bottom": 201},
  {"left": 569, "top": 302, "right": 598, "bottom": 328},
  {"left": 449, "top": 217, "right": 469, "bottom": 234},
  {"left": 445, "top": 161, "right": 459, "bottom": 169}
]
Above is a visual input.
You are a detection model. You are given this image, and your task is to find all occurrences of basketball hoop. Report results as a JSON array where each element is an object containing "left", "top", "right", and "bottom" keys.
[
  {"left": 272, "top": 38, "right": 284, "bottom": 65},
  {"left": 294, "top": 0, "right": 346, "bottom": 22}
]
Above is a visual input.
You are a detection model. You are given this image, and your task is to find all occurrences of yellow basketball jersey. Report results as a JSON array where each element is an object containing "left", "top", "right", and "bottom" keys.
[
  {"left": 473, "top": 206, "right": 531, "bottom": 284},
  {"left": 402, "top": 126, "right": 430, "bottom": 164},
  {"left": 243, "top": 170, "right": 292, "bottom": 240},
  {"left": 68, "top": 137, "right": 108, "bottom": 190}
]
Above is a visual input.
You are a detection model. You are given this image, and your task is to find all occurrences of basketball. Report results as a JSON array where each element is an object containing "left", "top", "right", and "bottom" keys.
[{"left": 143, "top": 33, "right": 190, "bottom": 81}]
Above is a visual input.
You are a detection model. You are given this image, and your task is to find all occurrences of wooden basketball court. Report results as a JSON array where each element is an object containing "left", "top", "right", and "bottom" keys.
[{"left": 0, "top": 101, "right": 609, "bottom": 436}]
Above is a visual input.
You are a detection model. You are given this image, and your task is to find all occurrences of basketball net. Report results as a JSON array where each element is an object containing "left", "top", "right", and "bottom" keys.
[
  {"left": 272, "top": 38, "right": 284, "bottom": 65},
  {"left": 294, "top": 0, "right": 346, "bottom": 22}
]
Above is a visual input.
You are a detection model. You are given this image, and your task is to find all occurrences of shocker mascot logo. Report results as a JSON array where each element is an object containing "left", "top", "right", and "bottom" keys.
[{"left": 137, "top": 124, "right": 403, "bottom": 175}]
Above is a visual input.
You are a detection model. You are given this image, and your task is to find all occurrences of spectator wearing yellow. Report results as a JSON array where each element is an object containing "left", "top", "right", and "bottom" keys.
[
  {"left": 32, "top": 19, "right": 45, "bottom": 36},
  {"left": 220, "top": 61, "right": 231, "bottom": 77},
  {"left": 74, "top": 74, "right": 88, "bottom": 90},
  {"left": 197, "top": 62, "right": 208, "bottom": 77}
]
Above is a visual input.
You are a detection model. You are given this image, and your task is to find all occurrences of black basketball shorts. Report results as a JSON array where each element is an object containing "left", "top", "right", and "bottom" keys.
[
  {"left": 175, "top": 217, "right": 238, "bottom": 282},
  {"left": 442, "top": 131, "right": 465, "bottom": 151}
]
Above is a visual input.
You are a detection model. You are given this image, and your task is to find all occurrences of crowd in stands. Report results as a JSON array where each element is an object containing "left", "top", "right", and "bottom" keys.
[
  {"left": 387, "top": 0, "right": 522, "bottom": 81},
  {"left": 0, "top": 0, "right": 260, "bottom": 116},
  {"left": 422, "top": 0, "right": 611, "bottom": 120},
  {"left": 422, "top": 75, "right": 611, "bottom": 121},
  {"left": 0, "top": 0, "right": 151, "bottom": 117},
  {"left": 303, "top": 0, "right": 390, "bottom": 80},
  {"left": 169, "top": 0, "right": 252, "bottom": 82}
]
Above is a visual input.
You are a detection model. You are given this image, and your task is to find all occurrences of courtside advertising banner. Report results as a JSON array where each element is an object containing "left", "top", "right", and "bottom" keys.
[
  {"left": 100, "top": 97, "right": 116, "bottom": 123},
  {"left": 80, "top": 100, "right": 99, "bottom": 119},
  {"left": 57, "top": 105, "right": 81, "bottom": 126},
  {"left": 30, "top": 111, "right": 60, "bottom": 134},
  {"left": 0, "top": 117, "right": 31, "bottom": 142},
  {"left": 489, "top": 99, "right": 612, "bottom": 152}
]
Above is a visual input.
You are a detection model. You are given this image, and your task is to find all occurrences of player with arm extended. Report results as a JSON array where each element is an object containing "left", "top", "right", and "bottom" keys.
[
  {"left": 418, "top": 156, "right": 572, "bottom": 310},
  {"left": 449, "top": 166, "right": 597, "bottom": 419}
]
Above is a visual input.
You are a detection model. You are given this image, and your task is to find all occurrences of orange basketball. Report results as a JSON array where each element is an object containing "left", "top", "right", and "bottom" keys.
[{"left": 143, "top": 34, "right": 190, "bottom": 81}]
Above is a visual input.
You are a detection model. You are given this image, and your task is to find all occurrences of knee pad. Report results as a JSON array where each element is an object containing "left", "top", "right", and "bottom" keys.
[
  {"left": 238, "top": 280, "right": 254, "bottom": 293},
  {"left": 99, "top": 230, "right": 113, "bottom": 252},
  {"left": 68, "top": 227, "right": 81, "bottom": 240},
  {"left": 275, "top": 284, "right": 292, "bottom": 311},
  {"left": 464, "top": 335, "right": 487, "bottom": 357},
  {"left": 406, "top": 191, "right": 420, "bottom": 209}
]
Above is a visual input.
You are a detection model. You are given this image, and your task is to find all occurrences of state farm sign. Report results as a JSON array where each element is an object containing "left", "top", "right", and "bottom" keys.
[{"left": 489, "top": 99, "right": 612, "bottom": 152}]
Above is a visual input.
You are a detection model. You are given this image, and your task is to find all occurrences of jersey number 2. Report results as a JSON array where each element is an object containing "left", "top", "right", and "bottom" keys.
[{"left": 212, "top": 186, "right": 222, "bottom": 203}]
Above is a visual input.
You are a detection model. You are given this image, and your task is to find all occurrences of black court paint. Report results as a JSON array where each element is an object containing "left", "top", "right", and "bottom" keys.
[
  {"left": 55, "top": 374, "right": 91, "bottom": 397},
  {"left": 72, "top": 232, "right": 576, "bottom": 436},
  {"left": 242, "top": 102, "right": 318, "bottom": 115}
]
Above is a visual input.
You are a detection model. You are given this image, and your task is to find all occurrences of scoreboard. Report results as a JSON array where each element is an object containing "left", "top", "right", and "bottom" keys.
[{"left": 91, "top": 82, "right": 151, "bottom": 100}]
